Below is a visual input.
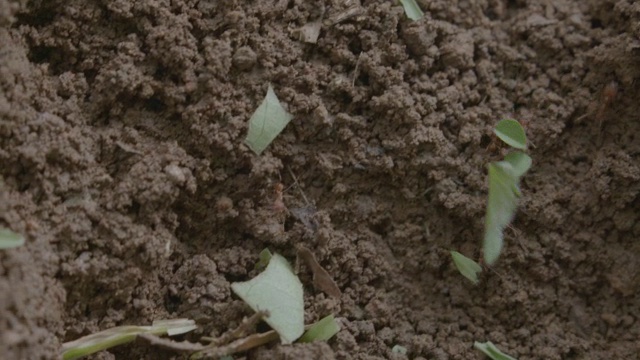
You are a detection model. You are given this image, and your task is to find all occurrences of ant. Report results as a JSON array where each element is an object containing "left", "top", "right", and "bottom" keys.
[
  {"left": 595, "top": 81, "right": 619, "bottom": 131},
  {"left": 271, "top": 182, "right": 288, "bottom": 214},
  {"left": 577, "top": 80, "right": 619, "bottom": 143}
]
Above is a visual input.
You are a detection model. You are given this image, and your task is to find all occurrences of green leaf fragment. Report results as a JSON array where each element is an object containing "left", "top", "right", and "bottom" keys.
[
  {"left": 299, "top": 314, "right": 340, "bottom": 343},
  {"left": 0, "top": 227, "right": 25, "bottom": 249},
  {"left": 474, "top": 341, "right": 518, "bottom": 360},
  {"left": 61, "top": 319, "right": 197, "bottom": 360},
  {"left": 494, "top": 119, "right": 527, "bottom": 150},
  {"left": 398, "top": 0, "right": 424, "bottom": 21},
  {"left": 244, "top": 84, "right": 293, "bottom": 155},
  {"left": 450, "top": 251, "right": 482, "bottom": 284},
  {"left": 391, "top": 345, "right": 408, "bottom": 354},
  {"left": 503, "top": 151, "right": 532, "bottom": 178},
  {"left": 231, "top": 253, "right": 304, "bottom": 344},
  {"left": 255, "top": 248, "right": 273, "bottom": 270},
  {"left": 483, "top": 162, "right": 520, "bottom": 265}
]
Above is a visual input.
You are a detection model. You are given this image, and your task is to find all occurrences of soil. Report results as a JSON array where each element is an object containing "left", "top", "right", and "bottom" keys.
[{"left": 1, "top": 0, "right": 639, "bottom": 359}]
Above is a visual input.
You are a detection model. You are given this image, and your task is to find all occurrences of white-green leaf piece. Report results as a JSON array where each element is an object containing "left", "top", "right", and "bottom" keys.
[
  {"left": 0, "top": 227, "right": 25, "bottom": 249},
  {"left": 494, "top": 119, "right": 527, "bottom": 150},
  {"left": 244, "top": 84, "right": 293, "bottom": 155},
  {"left": 483, "top": 162, "right": 520, "bottom": 265},
  {"left": 299, "top": 314, "right": 340, "bottom": 343},
  {"left": 391, "top": 345, "right": 408, "bottom": 354},
  {"left": 450, "top": 251, "right": 482, "bottom": 284},
  {"left": 399, "top": 0, "right": 424, "bottom": 21},
  {"left": 231, "top": 253, "right": 304, "bottom": 344},
  {"left": 503, "top": 151, "right": 532, "bottom": 179},
  {"left": 474, "top": 341, "right": 517, "bottom": 360}
]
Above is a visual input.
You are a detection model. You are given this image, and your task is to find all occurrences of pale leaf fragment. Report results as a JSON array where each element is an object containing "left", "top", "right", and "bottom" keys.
[
  {"left": 0, "top": 227, "right": 24, "bottom": 249},
  {"left": 231, "top": 254, "right": 304, "bottom": 344},
  {"left": 450, "top": 251, "right": 482, "bottom": 284},
  {"left": 399, "top": 0, "right": 424, "bottom": 21},
  {"left": 494, "top": 119, "right": 527, "bottom": 150},
  {"left": 474, "top": 341, "right": 518, "bottom": 360},
  {"left": 244, "top": 85, "right": 293, "bottom": 155}
]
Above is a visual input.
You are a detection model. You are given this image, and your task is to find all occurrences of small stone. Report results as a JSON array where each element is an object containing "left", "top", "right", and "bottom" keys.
[
  {"left": 621, "top": 315, "right": 635, "bottom": 327},
  {"left": 600, "top": 313, "right": 617, "bottom": 326},
  {"left": 232, "top": 46, "right": 257, "bottom": 71},
  {"left": 215, "top": 196, "right": 234, "bottom": 212},
  {"left": 164, "top": 164, "right": 186, "bottom": 185}
]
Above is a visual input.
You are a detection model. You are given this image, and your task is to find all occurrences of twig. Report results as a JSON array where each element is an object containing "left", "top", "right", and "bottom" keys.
[
  {"left": 136, "top": 334, "right": 205, "bottom": 352},
  {"left": 297, "top": 245, "right": 342, "bottom": 298},
  {"left": 287, "top": 168, "right": 312, "bottom": 206},
  {"left": 196, "top": 329, "right": 280, "bottom": 358},
  {"left": 208, "top": 311, "right": 268, "bottom": 346}
]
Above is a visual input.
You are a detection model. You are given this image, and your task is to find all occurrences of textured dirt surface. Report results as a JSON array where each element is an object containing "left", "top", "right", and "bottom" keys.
[{"left": 1, "top": 0, "right": 640, "bottom": 359}]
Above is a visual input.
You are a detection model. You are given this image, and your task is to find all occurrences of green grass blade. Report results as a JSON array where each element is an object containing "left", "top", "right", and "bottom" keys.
[
  {"left": 61, "top": 319, "right": 196, "bottom": 360},
  {"left": 494, "top": 119, "right": 527, "bottom": 150}
]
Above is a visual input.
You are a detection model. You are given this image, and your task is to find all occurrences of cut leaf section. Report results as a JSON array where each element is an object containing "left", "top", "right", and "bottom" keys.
[
  {"left": 399, "top": 0, "right": 424, "bottom": 21},
  {"left": 244, "top": 84, "right": 293, "bottom": 155},
  {"left": 254, "top": 248, "right": 273, "bottom": 270},
  {"left": 483, "top": 162, "right": 520, "bottom": 265},
  {"left": 494, "top": 119, "right": 527, "bottom": 150},
  {"left": 297, "top": 21, "right": 322, "bottom": 43},
  {"left": 0, "top": 227, "right": 25, "bottom": 249},
  {"left": 299, "top": 314, "right": 340, "bottom": 342},
  {"left": 474, "top": 341, "right": 517, "bottom": 360},
  {"left": 503, "top": 151, "right": 532, "bottom": 179},
  {"left": 392, "top": 345, "right": 408, "bottom": 354},
  {"left": 231, "top": 253, "right": 304, "bottom": 344},
  {"left": 61, "top": 319, "right": 196, "bottom": 360},
  {"left": 450, "top": 251, "right": 482, "bottom": 284}
]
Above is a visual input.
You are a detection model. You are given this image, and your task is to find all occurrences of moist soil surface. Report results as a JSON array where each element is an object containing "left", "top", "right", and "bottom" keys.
[{"left": 1, "top": 0, "right": 640, "bottom": 359}]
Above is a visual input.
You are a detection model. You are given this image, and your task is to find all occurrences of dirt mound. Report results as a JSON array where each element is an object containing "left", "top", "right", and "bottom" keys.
[{"left": 1, "top": 0, "right": 639, "bottom": 359}]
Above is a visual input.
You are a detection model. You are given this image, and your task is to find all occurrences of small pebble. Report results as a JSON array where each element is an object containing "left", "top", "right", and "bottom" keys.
[
  {"left": 232, "top": 46, "right": 257, "bottom": 71},
  {"left": 164, "top": 164, "right": 186, "bottom": 185}
]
